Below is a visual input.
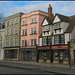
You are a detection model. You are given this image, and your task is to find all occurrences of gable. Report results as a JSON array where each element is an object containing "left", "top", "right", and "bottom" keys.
[
  {"left": 53, "top": 15, "right": 60, "bottom": 24},
  {"left": 42, "top": 19, "right": 48, "bottom": 26}
]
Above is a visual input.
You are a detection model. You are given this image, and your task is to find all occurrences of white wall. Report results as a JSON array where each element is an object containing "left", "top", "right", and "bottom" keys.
[
  {"left": 53, "top": 15, "right": 60, "bottom": 23},
  {"left": 52, "top": 36, "right": 54, "bottom": 45},
  {"left": 70, "top": 26, "right": 75, "bottom": 41},
  {"left": 39, "top": 38, "right": 42, "bottom": 46},
  {"left": 42, "top": 19, "right": 48, "bottom": 26},
  {"left": 65, "top": 33, "right": 70, "bottom": 44},
  {"left": 42, "top": 31, "right": 51, "bottom": 36},
  {"left": 60, "top": 22, "right": 69, "bottom": 33}
]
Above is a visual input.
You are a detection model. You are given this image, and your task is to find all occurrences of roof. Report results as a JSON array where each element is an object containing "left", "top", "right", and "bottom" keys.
[
  {"left": 65, "top": 15, "right": 75, "bottom": 33},
  {"left": 54, "top": 13, "right": 69, "bottom": 23},
  {"left": 41, "top": 16, "right": 54, "bottom": 26}
]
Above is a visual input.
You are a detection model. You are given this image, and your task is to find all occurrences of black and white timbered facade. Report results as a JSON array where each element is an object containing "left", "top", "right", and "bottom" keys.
[{"left": 37, "top": 13, "right": 75, "bottom": 64}]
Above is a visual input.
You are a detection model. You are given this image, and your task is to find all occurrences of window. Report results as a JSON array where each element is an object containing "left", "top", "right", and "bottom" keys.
[
  {"left": 0, "top": 35, "right": 2, "bottom": 41},
  {"left": 30, "top": 27, "right": 37, "bottom": 34},
  {"left": 22, "top": 29, "right": 27, "bottom": 36},
  {"left": 6, "top": 21, "right": 9, "bottom": 26},
  {"left": 10, "top": 28, "right": 13, "bottom": 35},
  {"left": 10, "top": 38, "right": 13, "bottom": 46},
  {"left": 54, "top": 35, "right": 59, "bottom": 44},
  {"left": 43, "top": 37, "right": 47, "bottom": 46},
  {"left": 5, "top": 39, "right": 8, "bottom": 47},
  {"left": 53, "top": 51, "right": 59, "bottom": 60},
  {"left": 22, "top": 20, "right": 27, "bottom": 25},
  {"left": 22, "top": 40, "right": 27, "bottom": 47},
  {"left": 10, "top": 19, "right": 13, "bottom": 25},
  {"left": 48, "top": 37, "right": 51, "bottom": 45},
  {"left": 30, "top": 39, "right": 36, "bottom": 46},
  {"left": 31, "top": 18, "right": 37, "bottom": 23},
  {"left": 14, "top": 27, "right": 18, "bottom": 34},
  {"left": 64, "top": 51, "right": 69, "bottom": 60},
  {"left": 14, "top": 37, "right": 17, "bottom": 46},
  {"left": 6, "top": 29, "right": 9, "bottom": 35},
  {"left": 54, "top": 35, "right": 64, "bottom": 45},
  {"left": 0, "top": 42, "right": 2, "bottom": 48},
  {"left": 15, "top": 17, "right": 18, "bottom": 24},
  {"left": 61, "top": 35, "right": 64, "bottom": 44}
]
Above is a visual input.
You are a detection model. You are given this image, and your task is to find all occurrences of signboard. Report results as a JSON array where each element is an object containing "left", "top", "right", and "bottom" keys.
[
  {"left": 52, "top": 45, "right": 68, "bottom": 50},
  {"left": 38, "top": 46, "right": 50, "bottom": 50}
]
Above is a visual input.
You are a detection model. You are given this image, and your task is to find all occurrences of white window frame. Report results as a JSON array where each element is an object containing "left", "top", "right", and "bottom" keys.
[
  {"left": 5, "top": 38, "right": 8, "bottom": 47},
  {"left": 14, "top": 37, "right": 17, "bottom": 46},
  {"left": 6, "top": 20, "right": 9, "bottom": 26},
  {"left": 10, "top": 19, "right": 13, "bottom": 25},
  {"left": 30, "top": 18, "right": 37, "bottom": 23},
  {"left": 15, "top": 17, "right": 18, "bottom": 24},
  {"left": 10, "top": 28, "right": 13, "bottom": 35},
  {"left": 14, "top": 27, "right": 18, "bottom": 34},
  {"left": 22, "top": 20, "right": 27, "bottom": 25},
  {"left": 10, "top": 38, "right": 13, "bottom": 46}
]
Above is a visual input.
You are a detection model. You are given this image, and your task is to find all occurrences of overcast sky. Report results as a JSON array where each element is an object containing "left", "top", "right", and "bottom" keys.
[{"left": 0, "top": 1, "right": 75, "bottom": 17}]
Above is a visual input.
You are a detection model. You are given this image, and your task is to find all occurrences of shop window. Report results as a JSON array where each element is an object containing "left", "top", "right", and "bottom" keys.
[
  {"left": 64, "top": 52, "right": 69, "bottom": 60},
  {"left": 53, "top": 52, "right": 59, "bottom": 60},
  {"left": 47, "top": 51, "right": 51, "bottom": 60},
  {"left": 32, "top": 52, "right": 36, "bottom": 60},
  {"left": 39, "top": 51, "right": 43, "bottom": 59}
]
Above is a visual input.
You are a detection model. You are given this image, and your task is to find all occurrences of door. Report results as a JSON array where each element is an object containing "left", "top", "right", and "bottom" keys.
[
  {"left": 44, "top": 51, "right": 47, "bottom": 62},
  {"left": 59, "top": 50, "right": 63, "bottom": 63}
]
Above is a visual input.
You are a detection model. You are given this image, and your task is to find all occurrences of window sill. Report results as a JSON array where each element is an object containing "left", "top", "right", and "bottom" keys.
[
  {"left": 22, "top": 24, "right": 28, "bottom": 26},
  {"left": 15, "top": 23, "right": 18, "bottom": 24},
  {"left": 30, "top": 33, "right": 37, "bottom": 35},
  {"left": 30, "top": 22, "right": 37, "bottom": 25},
  {"left": 21, "top": 35, "right": 28, "bottom": 36}
]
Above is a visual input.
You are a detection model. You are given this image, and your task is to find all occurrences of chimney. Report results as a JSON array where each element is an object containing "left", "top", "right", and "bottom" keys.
[{"left": 48, "top": 4, "right": 52, "bottom": 19}]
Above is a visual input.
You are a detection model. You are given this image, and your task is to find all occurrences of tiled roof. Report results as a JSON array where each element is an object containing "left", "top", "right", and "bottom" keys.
[
  {"left": 65, "top": 15, "right": 75, "bottom": 33},
  {"left": 55, "top": 13, "right": 69, "bottom": 22}
]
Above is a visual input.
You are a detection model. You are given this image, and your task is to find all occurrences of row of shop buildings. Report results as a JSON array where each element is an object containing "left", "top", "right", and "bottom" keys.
[{"left": 0, "top": 4, "right": 75, "bottom": 64}]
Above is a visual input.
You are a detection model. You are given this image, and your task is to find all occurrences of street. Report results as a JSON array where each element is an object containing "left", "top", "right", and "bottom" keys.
[{"left": 0, "top": 65, "right": 53, "bottom": 74}]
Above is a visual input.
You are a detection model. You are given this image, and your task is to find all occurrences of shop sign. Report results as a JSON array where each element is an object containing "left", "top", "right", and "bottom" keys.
[
  {"left": 52, "top": 45, "right": 68, "bottom": 50},
  {"left": 38, "top": 46, "right": 50, "bottom": 50}
]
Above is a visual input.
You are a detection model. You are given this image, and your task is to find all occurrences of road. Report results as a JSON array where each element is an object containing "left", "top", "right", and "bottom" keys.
[{"left": 0, "top": 65, "right": 54, "bottom": 74}]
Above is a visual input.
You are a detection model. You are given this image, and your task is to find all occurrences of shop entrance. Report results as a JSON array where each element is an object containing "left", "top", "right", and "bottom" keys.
[
  {"left": 43, "top": 51, "right": 47, "bottom": 62},
  {"left": 59, "top": 50, "right": 63, "bottom": 63}
]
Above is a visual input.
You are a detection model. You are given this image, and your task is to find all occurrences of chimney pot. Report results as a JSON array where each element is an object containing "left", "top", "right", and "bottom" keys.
[{"left": 49, "top": 4, "right": 51, "bottom": 8}]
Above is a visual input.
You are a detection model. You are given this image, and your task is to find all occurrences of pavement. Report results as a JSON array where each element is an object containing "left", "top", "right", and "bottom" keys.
[{"left": 0, "top": 60, "right": 75, "bottom": 74}]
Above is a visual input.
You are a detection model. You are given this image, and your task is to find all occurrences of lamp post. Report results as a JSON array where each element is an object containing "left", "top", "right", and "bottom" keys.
[{"left": 68, "top": 41, "right": 71, "bottom": 69}]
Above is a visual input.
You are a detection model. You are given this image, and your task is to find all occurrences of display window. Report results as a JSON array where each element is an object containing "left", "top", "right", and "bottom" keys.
[
  {"left": 64, "top": 51, "right": 69, "bottom": 60},
  {"left": 53, "top": 51, "right": 59, "bottom": 60}
]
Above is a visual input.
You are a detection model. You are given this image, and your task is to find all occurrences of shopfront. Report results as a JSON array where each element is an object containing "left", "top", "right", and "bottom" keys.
[
  {"left": 4, "top": 48, "right": 19, "bottom": 61},
  {"left": 19, "top": 48, "right": 36, "bottom": 61},
  {"left": 52, "top": 45, "right": 69, "bottom": 64},
  {"left": 37, "top": 46, "right": 52, "bottom": 63},
  {"left": 37, "top": 45, "right": 69, "bottom": 64}
]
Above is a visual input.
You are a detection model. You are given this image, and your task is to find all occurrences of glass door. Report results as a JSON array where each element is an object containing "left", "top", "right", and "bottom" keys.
[{"left": 59, "top": 50, "right": 63, "bottom": 63}]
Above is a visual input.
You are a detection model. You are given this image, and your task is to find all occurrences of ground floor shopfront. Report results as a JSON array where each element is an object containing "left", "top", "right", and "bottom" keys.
[
  {"left": 37, "top": 45, "right": 70, "bottom": 64},
  {"left": 3, "top": 47, "right": 19, "bottom": 61},
  {"left": 19, "top": 48, "right": 36, "bottom": 61}
]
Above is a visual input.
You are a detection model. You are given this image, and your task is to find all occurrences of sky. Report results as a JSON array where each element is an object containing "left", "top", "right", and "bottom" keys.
[{"left": 0, "top": 1, "right": 75, "bottom": 17}]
